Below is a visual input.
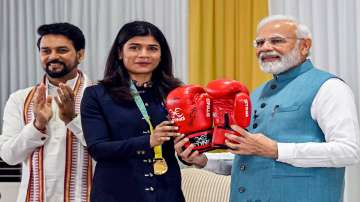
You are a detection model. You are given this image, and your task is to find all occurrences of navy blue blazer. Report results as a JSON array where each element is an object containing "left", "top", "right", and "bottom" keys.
[{"left": 81, "top": 84, "right": 185, "bottom": 202}]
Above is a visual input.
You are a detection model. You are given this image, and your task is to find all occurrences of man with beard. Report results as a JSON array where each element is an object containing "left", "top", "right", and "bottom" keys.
[
  {"left": 0, "top": 23, "right": 92, "bottom": 202},
  {"left": 224, "top": 15, "right": 360, "bottom": 202}
]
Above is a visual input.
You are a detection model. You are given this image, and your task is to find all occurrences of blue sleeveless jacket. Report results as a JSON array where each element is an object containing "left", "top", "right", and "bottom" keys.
[{"left": 230, "top": 60, "right": 344, "bottom": 202}]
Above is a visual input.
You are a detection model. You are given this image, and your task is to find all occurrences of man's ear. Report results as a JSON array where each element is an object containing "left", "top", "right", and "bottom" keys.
[
  {"left": 300, "top": 38, "right": 312, "bottom": 57},
  {"left": 77, "top": 49, "right": 85, "bottom": 62}
]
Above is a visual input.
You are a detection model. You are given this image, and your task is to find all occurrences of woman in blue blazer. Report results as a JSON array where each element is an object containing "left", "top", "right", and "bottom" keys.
[{"left": 81, "top": 21, "right": 185, "bottom": 202}]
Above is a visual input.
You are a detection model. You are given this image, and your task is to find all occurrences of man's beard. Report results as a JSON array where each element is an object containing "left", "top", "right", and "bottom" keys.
[
  {"left": 258, "top": 43, "right": 301, "bottom": 75},
  {"left": 45, "top": 60, "right": 73, "bottom": 78}
]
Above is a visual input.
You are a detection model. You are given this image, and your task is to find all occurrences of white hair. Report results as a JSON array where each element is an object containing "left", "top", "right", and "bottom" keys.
[{"left": 257, "top": 15, "right": 312, "bottom": 39}]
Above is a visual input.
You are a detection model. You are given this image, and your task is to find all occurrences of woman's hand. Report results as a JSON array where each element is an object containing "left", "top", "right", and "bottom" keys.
[
  {"left": 174, "top": 135, "right": 208, "bottom": 168},
  {"left": 150, "top": 121, "right": 180, "bottom": 147}
]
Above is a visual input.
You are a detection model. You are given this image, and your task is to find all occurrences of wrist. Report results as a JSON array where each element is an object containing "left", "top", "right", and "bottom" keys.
[
  {"left": 34, "top": 119, "right": 46, "bottom": 133},
  {"left": 64, "top": 114, "right": 77, "bottom": 125},
  {"left": 149, "top": 136, "right": 156, "bottom": 148},
  {"left": 270, "top": 141, "right": 278, "bottom": 159}
]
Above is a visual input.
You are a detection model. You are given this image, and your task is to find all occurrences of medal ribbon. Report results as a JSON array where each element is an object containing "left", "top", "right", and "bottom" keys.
[{"left": 130, "top": 81, "right": 163, "bottom": 160}]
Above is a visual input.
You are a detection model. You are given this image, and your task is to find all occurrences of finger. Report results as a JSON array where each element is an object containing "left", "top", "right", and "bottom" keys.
[
  {"left": 33, "top": 91, "right": 40, "bottom": 104},
  {"left": 54, "top": 96, "right": 63, "bottom": 108},
  {"left": 57, "top": 88, "right": 67, "bottom": 103},
  {"left": 160, "top": 136, "right": 171, "bottom": 142},
  {"left": 237, "top": 135, "right": 248, "bottom": 143},
  {"left": 165, "top": 132, "right": 181, "bottom": 137},
  {"left": 35, "top": 84, "right": 46, "bottom": 103},
  {"left": 156, "top": 125, "right": 179, "bottom": 132},
  {"left": 59, "top": 83, "right": 74, "bottom": 100},
  {"left": 180, "top": 144, "right": 195, "bottom": 159},
  {"left": 61, "top": 84, "right": 74, "bottom": 95},
  {"left": 59, "top": 84, "right": 71, "bottom": 99},
  {"left": 225, "top": 139, "right": 240, "bottom": 150},
  {"left": 227, "top": 148, "right": 238, "bottom": 155},
  {"left": 46, "top": 95, "right": 52, "bottom": 105},
  {"left": 174, "top": 134, "right": 185, "bottom": 144},
  {"left": 174, "top": 137, "right": 188, "bottom": 153},
  {"left": 156, "top": 120, "right": 173, "bottom": 127},
  {"left": 188, "top": 150, "right": 201, "bottom": 159},
  {"left": 156, "top": 131, "right": 180, "bottom": 138},
  {"left": 231, "top": 125, "right": 249, "bottom": 137},
  {"left": 225, "top": 133, "right": 242, "bottom": 143}
]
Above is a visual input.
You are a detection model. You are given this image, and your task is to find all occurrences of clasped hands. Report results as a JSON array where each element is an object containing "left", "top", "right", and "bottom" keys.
[{"left": 33, "top": 83, "right": 76, "bottom": 131}]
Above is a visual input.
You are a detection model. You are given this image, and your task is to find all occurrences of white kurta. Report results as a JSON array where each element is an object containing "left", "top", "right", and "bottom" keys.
[{"left": 0, "top": 72, "right": 92, "bottom": 202}]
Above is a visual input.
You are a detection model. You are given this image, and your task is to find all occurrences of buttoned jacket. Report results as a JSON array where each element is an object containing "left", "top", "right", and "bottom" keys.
[{"left": 81, "top": 84, "right": 184, "bottom": 202}]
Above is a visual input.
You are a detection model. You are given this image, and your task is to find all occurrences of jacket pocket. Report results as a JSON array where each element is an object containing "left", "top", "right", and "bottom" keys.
[{"left": 275, "top": 104, "right": 301, "bottom": 113}]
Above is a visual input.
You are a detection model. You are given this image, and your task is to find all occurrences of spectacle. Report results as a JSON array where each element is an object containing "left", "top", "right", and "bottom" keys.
[{"left": 253, "top": 36, "right": 303, "bottom": 48}]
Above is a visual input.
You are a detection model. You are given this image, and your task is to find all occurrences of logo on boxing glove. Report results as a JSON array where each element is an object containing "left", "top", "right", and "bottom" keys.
[
  {"left": 206, "top": 97, "right": 211, "bottom": 117},
  {"left": 193, "top": 134, "right": 211, "bottom": 147},
  {"left": 244, "top": 99, "right": 249, "bottom": 118},
  {"left": 168, "top": 108, "right": 186, "bottom": 122}
]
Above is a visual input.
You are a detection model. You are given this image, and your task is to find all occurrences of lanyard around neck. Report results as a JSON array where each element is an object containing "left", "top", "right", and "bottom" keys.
[{"left": 130, "top": 81, "right": 163, "bottom": 160}]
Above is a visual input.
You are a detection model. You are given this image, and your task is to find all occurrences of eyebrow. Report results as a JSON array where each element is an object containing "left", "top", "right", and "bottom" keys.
[
  {"left": 40, "top": 46, "right": 70, "bottom": 49},
  {"left": 128, "top": 42, "right": 160, "bottom": 47},
  {"left": 255, "top": 34, "right": 287, "bottom": 40}
]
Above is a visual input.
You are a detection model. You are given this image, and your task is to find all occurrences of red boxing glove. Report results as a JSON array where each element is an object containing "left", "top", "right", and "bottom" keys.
[
  {"left": 206, "top": 79, "right": 251, "bottom": 148},
  {"left": 166, "top": 85, "right": 213, "bottom": 153}
]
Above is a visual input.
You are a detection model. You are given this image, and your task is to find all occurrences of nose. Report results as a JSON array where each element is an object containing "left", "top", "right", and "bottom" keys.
[
  {"left": 138, "top": 48, "right": 149, "bottom": 57},
  {"left": 48, "top": 51, "right": 60, "bottom": 60},
  {"left": 261, "top": 40, "right": 275, "bottom": 50}
]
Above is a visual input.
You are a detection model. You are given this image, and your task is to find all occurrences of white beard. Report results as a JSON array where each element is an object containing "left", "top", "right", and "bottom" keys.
[{"left": 259, "top": 44, "right": 301, "bottom": 75}]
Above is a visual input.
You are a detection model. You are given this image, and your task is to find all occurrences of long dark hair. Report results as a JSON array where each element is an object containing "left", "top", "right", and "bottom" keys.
[{"left": 100, "top": 21, "right": 182, "bottom": 103}]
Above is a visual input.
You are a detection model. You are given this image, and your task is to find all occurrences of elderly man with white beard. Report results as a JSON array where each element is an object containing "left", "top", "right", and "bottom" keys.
[{"left": 225, "top": 15, "right": 360, "bottom": 202}]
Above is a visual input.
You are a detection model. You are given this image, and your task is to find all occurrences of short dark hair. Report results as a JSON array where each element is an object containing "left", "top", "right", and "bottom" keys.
[
  {"left": 37, "top": 22, "right": 85, "bottom": 51},
  {"left": 100, "top": 20, "right": 182, "bottom": 102}
]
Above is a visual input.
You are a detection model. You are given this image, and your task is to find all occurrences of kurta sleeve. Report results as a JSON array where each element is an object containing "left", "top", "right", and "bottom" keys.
[
  {"left": 0, "top": 91, "right": 48, "bottom": 165},
  {"left": 81, "top": 86, "right": 152, "bottom": 162}
]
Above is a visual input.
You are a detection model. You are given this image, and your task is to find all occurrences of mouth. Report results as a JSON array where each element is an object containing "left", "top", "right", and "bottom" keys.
[
  {"left": 135, "top": 62, "right": 152, "bottom": 66},
  {"left": 261, "top": 55, "right": 281, "bottom": 63},
  {"left": 46, "top": 61, "right": 65, "bottom": 71},
  {"left": 260, "top": 52, "right": 281, "bottom": 63}
]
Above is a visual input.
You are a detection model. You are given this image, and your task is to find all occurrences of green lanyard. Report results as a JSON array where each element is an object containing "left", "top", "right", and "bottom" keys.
[{"left": 130, "top": 81, "right": 163, "bottom": 160}]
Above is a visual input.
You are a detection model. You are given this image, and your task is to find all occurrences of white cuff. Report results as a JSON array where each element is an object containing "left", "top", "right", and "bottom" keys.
[
  {"left": 24, "top": 121, "right": 49, "bottom": 143},
  {"left": 276, "top": 143, "right": 296, "bottom": 163}
]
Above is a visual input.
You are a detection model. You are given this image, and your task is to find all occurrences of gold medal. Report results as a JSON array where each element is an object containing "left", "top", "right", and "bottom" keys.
[{"left": 153, "top": 158, "right": 168, "bottom": 175}]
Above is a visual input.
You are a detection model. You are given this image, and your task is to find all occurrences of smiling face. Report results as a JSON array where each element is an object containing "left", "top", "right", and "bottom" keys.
[
  {"left": 119, "top": 35, "right": 161, "bottom": 81},
  {"left": 255, "top": 20, "right": 311, "bottom": 74},
  {"left": 39, "top": 34, "right": 84, "bottom": 78}
]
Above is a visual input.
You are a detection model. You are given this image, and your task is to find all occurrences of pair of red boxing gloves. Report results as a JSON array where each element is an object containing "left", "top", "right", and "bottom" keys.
[{"left": 166, "top": 79, "right": 252, "bottom": 153}]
